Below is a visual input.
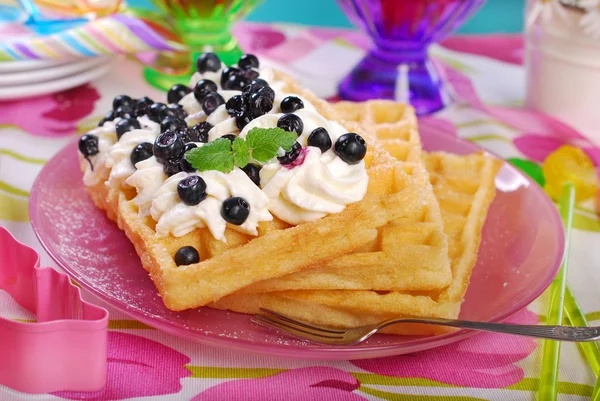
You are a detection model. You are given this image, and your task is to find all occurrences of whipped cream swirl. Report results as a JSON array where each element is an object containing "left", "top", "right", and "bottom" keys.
[
  {"left": 150, "top": 169, "right": 272, "bottom": 240},
  {"left": 105, "top": 116, "right": 160, "bottom": 189},
  {"left": 80, "top": 120, "right": 118, "bottom": 187},
  {"left": 125, "top": 156, "right": 166, "bottom": 217}
]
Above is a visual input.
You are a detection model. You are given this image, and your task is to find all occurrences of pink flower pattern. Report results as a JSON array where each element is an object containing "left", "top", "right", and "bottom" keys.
[
  {"left": 352, "top": 309, "right": 538, "bottom": 388},
  {"left": 192, "top": 367, "right": 366, "bottom": 401},
  {"left": 54, "top": 332, "right": 191, "bottom": 400},
  {"left": 0, "top": 84, "right": 100, "bottom": 137}
]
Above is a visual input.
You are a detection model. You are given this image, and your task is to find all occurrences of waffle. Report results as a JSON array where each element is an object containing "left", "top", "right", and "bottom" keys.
[
  {"left": 210, "top": 101, "right": 503, "bottom": 336},
  {"left": 237, "top": 100, "right": 451, "bottom": 294},
  {"left": 84, "top": 75, "right": 451, "bottom": 311}
]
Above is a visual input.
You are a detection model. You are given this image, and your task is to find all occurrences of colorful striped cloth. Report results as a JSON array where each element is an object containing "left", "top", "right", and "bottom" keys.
[{"left": 0, "top": 13, "right": 184, "bottom": 61}]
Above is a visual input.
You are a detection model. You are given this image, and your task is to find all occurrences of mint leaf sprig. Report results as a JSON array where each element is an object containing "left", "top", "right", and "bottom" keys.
[{"left": 185, "top": 127, "right": 297, "bottom": 173}]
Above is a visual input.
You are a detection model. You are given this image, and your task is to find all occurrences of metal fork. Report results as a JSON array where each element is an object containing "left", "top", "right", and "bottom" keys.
[{"left": 253, "top": 308, "right": 600, "bottom": 346}]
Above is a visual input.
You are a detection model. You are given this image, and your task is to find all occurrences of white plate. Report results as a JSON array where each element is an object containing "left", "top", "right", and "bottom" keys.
[
  {"left": 0, "top": 57, "right": 78, "bottom": 73},
  {"left": 0, "top": 60, "right": 115, "bottom": 100},
  {"left": 0, "top": 57, "right": 111, "bottom": 87}
]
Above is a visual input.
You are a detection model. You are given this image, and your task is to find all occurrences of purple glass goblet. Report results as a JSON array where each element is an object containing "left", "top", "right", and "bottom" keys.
[{"left": 337, "top": 0, "right": 485, "bottom": 115}]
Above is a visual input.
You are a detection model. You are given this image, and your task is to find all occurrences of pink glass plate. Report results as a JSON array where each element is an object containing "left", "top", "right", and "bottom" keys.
[{"left": 29, "top": 129, "right": 565, "bottom": 360}]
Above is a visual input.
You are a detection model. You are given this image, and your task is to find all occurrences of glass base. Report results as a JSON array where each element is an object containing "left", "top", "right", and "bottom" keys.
[
  {"left": 144, "top": 46, "right": 243, "bottom": 92},
  {"left": 338, "top": 49, "right": 450, "bottom": 115}
]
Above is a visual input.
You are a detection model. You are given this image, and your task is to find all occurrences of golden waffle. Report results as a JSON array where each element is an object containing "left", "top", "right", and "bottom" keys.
[
  {"left": 83, "top": 75, "right": 451, "bottom": 311},
  {"left": 211, "top": 151, "right": 502, "bottom": 335},
  {"left": 237, "top": 100, "right": 451, "bottom": 294}
]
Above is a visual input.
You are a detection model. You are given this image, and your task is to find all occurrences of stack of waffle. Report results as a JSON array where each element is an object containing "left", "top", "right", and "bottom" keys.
[{"left": 85, "top": 72, "right": 503, "bottom": 336}]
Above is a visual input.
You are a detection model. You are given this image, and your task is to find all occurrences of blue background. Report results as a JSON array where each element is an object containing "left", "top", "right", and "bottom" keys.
[{"left": 247, "top": 0, "right": 525, "bottom": 34}]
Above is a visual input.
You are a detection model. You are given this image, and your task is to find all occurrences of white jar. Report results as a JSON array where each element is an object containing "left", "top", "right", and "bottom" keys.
[{"left": 525, "top": 1, "right": 600, "bottom": 142}]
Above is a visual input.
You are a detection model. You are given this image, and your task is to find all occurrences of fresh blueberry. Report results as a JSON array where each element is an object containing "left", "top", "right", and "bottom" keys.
[
  {"left": 160, "top": 116, "right": 187, "bottom": 133},
  {"left": 116, "top": 118, "right": 141, "bottom": 140},
  {"left": 277, "top": 114, "right": 304, "bottom": 136},
  {"left": 242, "top": 163, "right": 261, "bottom": 187},
  {"left": 226, "top": 95, "right": 245, "bottom": 117},
  {"left": 249, "top": 86, "right": 275, "bottom": 117},
  {"left": 202, "top": 92, "right": 225, "bottom": 115},
  {"left": 196, "top": 52, "right": 221, "bottom": 74},
  {"left": 191, "top": 121, "right": 212, "bottom": 143},
  {"left": 242, "top": 69, "right": 260, "bottom": 81},
  {"left": 114, "top": 105, "right": 133, "bottom": 119},
  {"left": 244, "top": 79, "right": 269, "bottom": 94},
  {"left": 112, "top": 95, "right": 133, "bottom": 111},
  {"left": 133, "top": 96, "right": 153, "bottom": 117},
  {"left": 78, "top": 134, "right": 99, "bottom": 157},
  {"left": 177, "top": 175, "right": 207, "bottom": 206},
  {"left": 221, "top": 134, "right": 237, "bottom": 143},
  {"left": 222, "top": 73, "right": 249, "bottom": 91},
  {"left": 177, "top": 127, "right": 194, "bottom": 143},
  {"left": 130, "top": 142, "right": 154, "bottom": 167},
  {"left": 193, "top": 79, "right": 218, "bottom": 103},
  {"left": 238, "top": 54, "right": 259, "bottom": 70},
  {"left": 163, "top": 157, "right": 183, "bottom": 176},
  {"left": 167, "top": 84, "right": 192, "bottom": 104},
  {"left": 334, "top": 133, "right": 367, "bottom": 165},
  {"left": 220, "top": 67, "right": 241, "bottom": 88},
  {"left": 153, "top": 131, "right": 184, "bottom": 162},
  {"left": 307, "top": 127, "right": 332, "bottom": 153},
  {"left": 174, "top": 246, "right": 200, "bottom": 266},
  {"left": 98, "top": 110, "right": 115, "bottom": 127},
  {"left": 147, "top": 102, "right": 168, "bottom": 123},
  {"left": 180, "top": 143, "right": 197, "bottom": 173},
  {"left": 221, "top": 197, "right": 250, "bottom": 225},
  {"left": 277, "top": 142, "right": 302, "bottom": 165},
  {"left": 280, "top": 96, "right": 304, "bottom": 113},
  {"left": 165, "top": 103, "right": 188, "bottom": 120},
  {"left": 235, "top": 110, "right": 253, "bottom": 130}
]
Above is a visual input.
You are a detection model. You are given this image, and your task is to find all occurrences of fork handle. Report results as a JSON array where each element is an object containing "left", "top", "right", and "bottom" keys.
[{"left": 381, "top": 318, "right": 600, "bottom": 342}]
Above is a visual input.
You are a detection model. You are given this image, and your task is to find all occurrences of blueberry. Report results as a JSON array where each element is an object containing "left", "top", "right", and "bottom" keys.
[
  {"left": 163, "top": 157, "right": 183, "bottom": 176},
  {"left": 334, "top": 133, "right": 367, "bottom": 165},
  {"left": 180, "top": 143, "right": 197, "bottom": 173},
  {"left": 177, "top": 127, "right": 194, "bottom": 143},
  {"left": 307, "top": 127, "right": 332, "bottom": 153},
  {"left": 160, "top": 116, "right": 187, "bottom": 133},
  {"left": 112, "top": 95, "right": 133, "bottom": 111},
  {"left": 235, "top": 110, "right": 253, "bottom": 130},
  {"left": 238, "top": 54, "right": 259, "bottom": 70},
  {"left": 242, "top": 163, "right": 261, "bottom": 187},
  {"left": 167, "top": 84, "right": 192, "bottom": 104},
  {"left": 98, "top": 110, "right": 115, "bottom": 127},
  {"left": 78, "top": 134, "right": 99, "bottom": 157},
  {"left": 243, "top": 79, "right": 269, "bottom": 94},
  {"left": 196, "top": 52, "right": 221, "bottom": 74},
  {"left": 277, "top": 142, "right": 302, "bottom": 165},
  {"left": 202, "top": 92, "right": 225, "bottom": 115},
  {"left": 191, "top": 121, "right": 212, "bottom": 143},
  {"left": 220, "top": 67, "right": 241, "bottom": 88},
  {"left": 277, "top": 114, "right": 304, "bottom": 136},
  {"left": 222, "top": 73, "right": 249, "bottom": 91},
  {"left": 174, "top": 246, "right": 200, "bottom": 266},
  {"left": 133, "top": 96, "right": 153, "bottom": 117},
  {"left": 226, "top": 95, "right": 245, "bottom": 117},
  {"left": 153, "top": 131, "right": 184, "bottom": 162},
  {"left": 221, "top": 197, "right": 250, "bottom": 225},
  {"left": 249, "top": 86, "right": 275, "bottom": 117},
  {"left": 116, "top": 118, "right": 141, "bottom": 140},
  {"left": 193, "top": 79, "right": 218, "bottom": 103},
  {"left": 242, "top": 69, "right": 260, "bottom": 81},
  {"left": 221, "top": 134, "right": 237, "bottom": 143},
  {"left": 177, "top": 175, "right": 207, "bottom": 206},
  {"left": 280, "top": 96, "right": 304, "bottom": 113},
  {"left": 114, "top": 105, "right": 133, "bottom": 119},
  {"left": 165, "top": 103, "right": 188, "bottom": 120},
  {"left": 148, "top": 102, "right": 168, "bottom": 123},
  {"left": 130, "top": 142, "right": 154, "bottom": 167}
]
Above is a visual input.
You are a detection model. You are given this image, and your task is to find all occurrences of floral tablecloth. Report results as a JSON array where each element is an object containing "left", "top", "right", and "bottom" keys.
[{"left": 1, "top": 22, "right": 599, "bottom": 401}]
